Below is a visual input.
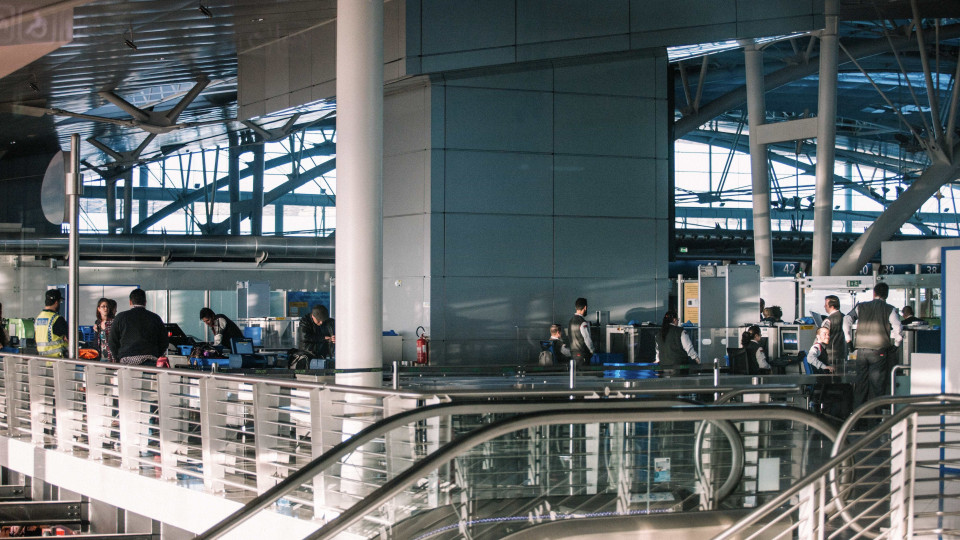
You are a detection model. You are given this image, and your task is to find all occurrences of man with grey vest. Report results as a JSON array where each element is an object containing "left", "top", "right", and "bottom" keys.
[
  {"left": 822, "top": 295, "right": 847, "bottom": 366},
  {"left": 568, "top": 298, "right": 596, "bottom": 365},
  {"left": 843, "top": 282, "right": 902, "bottom": 408}
]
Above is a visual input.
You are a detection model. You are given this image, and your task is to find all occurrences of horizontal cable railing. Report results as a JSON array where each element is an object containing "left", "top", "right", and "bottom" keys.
[{"left": 0, "top": 350, "right": 811, "bottom": 536}]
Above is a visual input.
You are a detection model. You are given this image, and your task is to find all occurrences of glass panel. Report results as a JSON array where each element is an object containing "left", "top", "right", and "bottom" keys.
[{"left": 169, "top": 290, "right": 206, "bottom": 340}]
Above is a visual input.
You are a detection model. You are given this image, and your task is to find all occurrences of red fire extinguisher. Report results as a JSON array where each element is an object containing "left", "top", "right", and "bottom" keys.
[{"left": 416, "top": 326, "right": 429, "bottom": 365}]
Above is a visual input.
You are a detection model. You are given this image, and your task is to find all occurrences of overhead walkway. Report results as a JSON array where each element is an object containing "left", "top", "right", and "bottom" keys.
[{"left": 0, "top": 351, "right": 956, "bottom": 538}]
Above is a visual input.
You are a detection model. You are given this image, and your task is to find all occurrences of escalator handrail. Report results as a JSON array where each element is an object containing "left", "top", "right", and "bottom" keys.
[
  {"left": 715, "top": 396, "right": 960, "bottom": 540},
  {"left": 306, "top": 403, "right": 838, "bottom": 540},
  {"left": 196, "top": 397, "right": 693, "bottom": 539}
]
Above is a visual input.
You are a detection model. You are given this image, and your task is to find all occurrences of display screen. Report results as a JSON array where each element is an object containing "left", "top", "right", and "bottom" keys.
[{"left": 781, "top": 331, "right": 799, "bottom": 351}]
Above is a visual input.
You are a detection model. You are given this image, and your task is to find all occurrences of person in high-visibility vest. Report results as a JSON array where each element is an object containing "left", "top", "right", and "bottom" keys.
[{"left": 35, "top": 289, "right": 67, "bottom": 358}]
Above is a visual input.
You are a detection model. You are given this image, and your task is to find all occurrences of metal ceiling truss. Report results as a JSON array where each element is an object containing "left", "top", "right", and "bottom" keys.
[{"left": 129, "top": 139, "right": 336, "bottom": 234}]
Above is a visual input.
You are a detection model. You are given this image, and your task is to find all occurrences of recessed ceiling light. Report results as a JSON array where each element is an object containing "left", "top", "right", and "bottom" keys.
[{"left": 251, "top": 17, "right": 264, "bottom": 22}]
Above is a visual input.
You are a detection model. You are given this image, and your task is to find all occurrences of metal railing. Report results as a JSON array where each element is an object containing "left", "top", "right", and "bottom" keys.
[
  {"left": 299, "top": 404, "right": 837, "bottom": 539},
  {"left": 0, "top": 351, "right": 814, "bottom": 530},
  {"left": 715, "top": 394, "right": 960, "bottom": 540}
]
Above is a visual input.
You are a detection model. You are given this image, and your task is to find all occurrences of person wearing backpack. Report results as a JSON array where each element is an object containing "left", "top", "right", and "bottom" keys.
[{"left": 539, "top": 324, "right": 570, "bottom": 366}]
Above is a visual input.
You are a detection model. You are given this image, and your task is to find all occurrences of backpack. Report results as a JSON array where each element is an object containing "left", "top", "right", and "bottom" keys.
[{"left": 538, "top": 349, "right": 554, "bottom": 366}]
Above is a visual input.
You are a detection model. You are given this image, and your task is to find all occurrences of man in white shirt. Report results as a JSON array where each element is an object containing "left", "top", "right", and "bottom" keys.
[
  {"left": 568, "top": 298, "right": 595, "bottom": 364},
  {"left": 843, "top": 282, "right": 903, "bottom": 407}
]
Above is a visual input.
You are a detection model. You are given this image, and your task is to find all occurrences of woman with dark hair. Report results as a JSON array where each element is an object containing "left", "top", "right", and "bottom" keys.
[
  {"left": 655, "top": 310, "right": 700, "bottom": 377},
  {"left": 740, "top": 325, "right": 771, "bottom": 373},
  {"left": 94, "top": 297, "right": 117, "bottom": 362}
]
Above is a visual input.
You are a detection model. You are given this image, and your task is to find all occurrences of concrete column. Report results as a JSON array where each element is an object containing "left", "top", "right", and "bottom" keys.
[
  {"left": 335, "top": 0, "right": 383, "bottom": 387},
  {"left": 138, "top": 165, "right": 149, "bottom": 222},
  {"left": 742, "top": 41, "right": 774, "bottom": 278},
  {"left": 812, "top": 0, "right": 839, "bottom": 276}
]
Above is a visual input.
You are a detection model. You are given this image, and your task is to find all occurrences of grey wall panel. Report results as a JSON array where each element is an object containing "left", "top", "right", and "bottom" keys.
[
  {"left": 552, "top": 277, "right": 662, "bottom": 326},
  {"left": 554, "top": 93, "right": 655, "bottom": 158},
  {"left": 309, "top": 22, "right": 336, "bottom": 88},
  {"left": 517, "top": 0, "right": 629, "bottom": 43},
  {"left": 517, "top": 36, "right": 631, "bottom": 63},
  {"left": 385, "top": 0, "right": 402, "bottom": 64},
  {"left": 444, "top": 214, "right": 553, "bottom": 277},
  {"left": 554, "top": 217, "right": 654, "bottom": 278},
  {"left": 420, "top": 0, "right": 516, "bottom": 55},
  {"left": 420, "top": 47, "right": 518, "bottom": 74},
  {"left": 630, "top": 25, "right": 739, "bottom": 51},
  {"left": 238, "top": 48, "right": 266, "bottom": 110},
  {"left": 630, "top": 0, "right": 736, "bottom": 32},
  {"left": 384, "top": 214, "right": 426, "bottom": 277},
  {"left": 441, "top": 276, "right": 554, "bottom": 339},
  {"left": 384, "top": 150, "right": 428, "bottom": 218},
  {"left": 445, "top": 151, "right": 553, "bottom": 215},
  {"left": 444, "top": 65, "right": 553, "bottom": 92},
  {"left": 265, "top": 42, "right": 291, "bottom": 102},
  {"left": 554, "top": 56, "right": 656, "bottom": 98},
  {"left": 553, "top": 155, "right": 657, "bottom": 218},
  {"left": 445, "top": 87, "right": 553, "bottom": 153},
  {"left": 385, "top": 85, "right": 429, "bottom": 157},
  {"left": 382, "top": 275, "right": 425, "bottom": 361},
  {"left": 287, "top": 33, "right": 313, "bottom": 93},
  {"left": 737, "top": 0, "right": 818, "bottom": 22}
]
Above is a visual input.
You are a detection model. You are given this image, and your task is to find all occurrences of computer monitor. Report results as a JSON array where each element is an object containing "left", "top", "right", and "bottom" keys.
[
  {"left": 781, "top": 330, "right": 800, "bottom": 354},
  {"left": 164, "top": 323, "right": 187, "bottom": 338},
  {"left": 232, "top": 338, "right": 255, "bottom": 355},
  {"left": 810, "top": 311, "right": 824, "bottom": 327},
  {"left": 243, "top": 326, "right": 263, "bottom": 347}
]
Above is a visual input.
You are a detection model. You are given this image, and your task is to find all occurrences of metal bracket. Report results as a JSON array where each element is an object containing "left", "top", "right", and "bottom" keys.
[{"left": 256, "top": 250, "right": 268, "bottom": 267}]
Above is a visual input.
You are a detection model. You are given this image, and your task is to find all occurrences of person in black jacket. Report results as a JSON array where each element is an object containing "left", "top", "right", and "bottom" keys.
[
  {"left": 298, "top": 305, "right": 335, "bottom": 358},
  {"left": 654, "top": 311, "right": 699, "bottom": 377},
  {"left": 108, "top": 288, "right": 169, "bottom": 365},
  {"left": 199, "top": 307, "right": 244, "bottom": 349}
]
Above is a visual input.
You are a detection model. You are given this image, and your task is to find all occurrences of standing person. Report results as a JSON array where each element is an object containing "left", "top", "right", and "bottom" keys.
[
  {"left": 199, "top": 308, "right": 244, "bottom": 349},
  {"left": 35, "top": 289, "right": 68, "bottom": 358},
  {"left": 94, "top": 297, "right": 117, "bottom": 362},
  {"left": 900, "top": 306, "right": 923, "bottom": 325},
  {"left": 654, "top": 310, "right": 700, "bottom": 377},
  {"left": 298, "top": 305, "right": 335, "bottom": 358},
  {"left": 108, "top": 288, "right": 168, "bottom": 366},
  {"left": 741, "top": 325, "right": 771, "bottom": 373},
  {"left": 821, "top": 295, "right": 848, "bottom": 366},
  {"left": 843, "top": 282, "right": 903, "bottom": 408},
  {"left": 759, "top": 298, "right": 766, "bottom": 322},
  {"left": 568, "top": 298, "right": 596, "bottom": 365},
  {"left": 545, "top": 324, "right": 571, "bottom": 364},
  {"left": 0, "top": 302, "right": 7, "bottom": 348},
  {"left": 805, "top": 327, "right": 836, "bottom": 373}
]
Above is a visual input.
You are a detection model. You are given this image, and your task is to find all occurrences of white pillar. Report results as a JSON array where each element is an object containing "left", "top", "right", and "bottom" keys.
[
  {"left": 812, "top": 0, "right": 839, "bottom": 276},
  {"left": 67, "top": 134, "right": 80, "bottom": 359},
  {"left": 742, "top": 41, "right": 774, "bottom": 278},
  {"left": 335, "top": 0, "right": 383, "bottom": 388}
]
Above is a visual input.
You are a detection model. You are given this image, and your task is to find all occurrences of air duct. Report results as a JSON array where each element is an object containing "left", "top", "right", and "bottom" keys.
[{"left": 0, "top": 234, "right": 334, "bottom": 262}]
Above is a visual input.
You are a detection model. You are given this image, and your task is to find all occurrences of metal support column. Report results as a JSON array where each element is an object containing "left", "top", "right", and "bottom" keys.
[
  {"left": 250, "top": 142, "right": 265, "bottom": 236},
  {"left": 227, "top": 130, "right": 241, "bottom": 235},
  {"left": 812, "top": 0, "right": 839, "bottom": 276},
  {"left": 742, "top": 40, "right": 774, "bottom": 277},
  {"left": 336, "top": 0, "right": 384, "bottom": 387},
  {"left": 67, "top": 134, "right": 80, "bottom": 359},
  {"left": 138, "top": 165, "right": 148, "bottom": 222},
  {"left": 275, "top": 203, "right": 283, "bottom": 236},
  {"left": 105, "top": 177, "right": 117, "bottom": 235},
  {"left": 122, "top": 168, "right": 133, "bottom": 234}
]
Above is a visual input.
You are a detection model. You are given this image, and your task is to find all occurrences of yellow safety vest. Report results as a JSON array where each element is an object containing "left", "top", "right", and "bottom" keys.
[{"left": 35, "top": 309, "right": 66, "bottom": 358}]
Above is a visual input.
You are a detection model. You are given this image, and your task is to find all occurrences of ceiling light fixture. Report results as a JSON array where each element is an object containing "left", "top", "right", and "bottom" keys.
[{"left": 198, "top": 2, "right": 213, "bottom": 17}]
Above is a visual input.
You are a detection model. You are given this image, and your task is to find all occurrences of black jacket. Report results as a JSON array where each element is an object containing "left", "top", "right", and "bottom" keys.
[
  {"left": 108, "top": 306, "right": 169, "bottom": 360},
  {"left": 298, "top": 315, "right": 335, "bottom": 358}
]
